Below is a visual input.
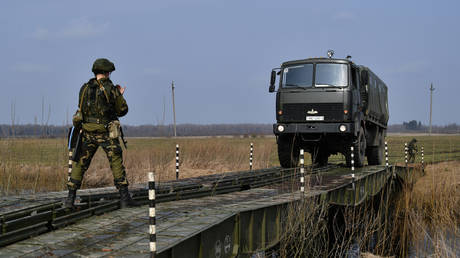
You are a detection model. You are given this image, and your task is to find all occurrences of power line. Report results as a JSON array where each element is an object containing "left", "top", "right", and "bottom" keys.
[{"left": 171, "top": 81, "right": 177, "bottom": 137}]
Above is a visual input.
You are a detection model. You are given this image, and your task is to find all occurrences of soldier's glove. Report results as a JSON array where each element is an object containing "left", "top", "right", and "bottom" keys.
[{"left": 116, "top": 84, "right": 126, "bottom": 95}]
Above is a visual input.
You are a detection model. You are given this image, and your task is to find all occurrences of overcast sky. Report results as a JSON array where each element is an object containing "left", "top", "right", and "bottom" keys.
[{"left": 1, "top": 0, "right": 459, "bottom": 126}]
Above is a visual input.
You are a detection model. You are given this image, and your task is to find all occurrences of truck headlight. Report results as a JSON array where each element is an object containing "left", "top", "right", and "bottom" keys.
[
  {"left": 339, "top": 124, "right": 347, "bottom": 132},
  {"left": 277, "top": 125, "right": 285, "bottom": 132}
]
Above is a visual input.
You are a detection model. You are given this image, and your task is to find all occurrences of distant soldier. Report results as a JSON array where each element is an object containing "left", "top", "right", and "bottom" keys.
[
  {"left": 407, "top": 138, "right": 418, "bottom": 163},
  {"left": 65, "top": 58, "right": 139, "bottom": 208}
]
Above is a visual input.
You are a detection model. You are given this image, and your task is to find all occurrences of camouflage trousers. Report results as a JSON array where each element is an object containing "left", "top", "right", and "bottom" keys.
[
  {"left": 67, "top": 131, "right": 128, "bottom": 190},
  {"left": 408, "top": 151, "right": 416, "bottom": 163}
]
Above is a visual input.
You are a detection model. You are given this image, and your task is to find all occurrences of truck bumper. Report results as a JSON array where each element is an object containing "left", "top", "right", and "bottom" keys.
[{"left": 273, "top": 122, "right": 354, "bottom": 135}]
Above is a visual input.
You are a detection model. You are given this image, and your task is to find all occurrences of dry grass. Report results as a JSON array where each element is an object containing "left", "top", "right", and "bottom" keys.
[
  {"left": 279, "top": 184, "right": 394, "bottom": 257},
  {"left": 0, "top": 135, "right": 459, "bottom": 195},
  {"left": 0, "top": 137, "right": 278, "bottom": 194},
  {"left": 279, "top": 198, "right": 329, "bottom": 257},
  {"left": 394, "top": 161, "right": 460, "bottom": 257},
  {"left": 278, "top": 162, "right": 459, "bottom": 257}
]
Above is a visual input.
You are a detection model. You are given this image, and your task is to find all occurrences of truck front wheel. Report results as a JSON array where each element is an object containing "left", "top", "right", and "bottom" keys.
[{"left": 277, "top": 135, "right": 299, "bottom": 168}]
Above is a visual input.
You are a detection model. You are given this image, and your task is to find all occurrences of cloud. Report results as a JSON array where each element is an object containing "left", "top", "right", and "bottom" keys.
[
  {"left": 11, "top": 63, "right": 51, "bottom": 73},
  {"left": 31, "top": 17, "right": 109, "bottom": 40},
  {"left": 32, "top": 27, "right": 50, "bottom": 40},
  {"left": 59, "top": 18, "right": 109, "bottom": 39}
]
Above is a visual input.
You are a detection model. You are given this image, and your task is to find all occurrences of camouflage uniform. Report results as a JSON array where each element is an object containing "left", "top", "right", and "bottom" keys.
[
  {"left": 66, "top": 58, "right": 138, "bottom": 209},
  {"left": 408, "top": 138, "right": 418, "bottom": 163},
  {"left": 67, "top": 77, "right": 129, "bottom": 190}
]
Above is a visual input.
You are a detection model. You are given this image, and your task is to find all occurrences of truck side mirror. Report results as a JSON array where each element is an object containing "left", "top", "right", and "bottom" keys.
[{"left": 269, "top": 70, "right": 276, "bottom": 92}]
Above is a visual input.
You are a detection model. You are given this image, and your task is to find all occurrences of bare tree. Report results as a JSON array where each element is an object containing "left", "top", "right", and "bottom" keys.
[
  {"left": 46, "top": 103, "right": 51, "bottom": 136},
  {"left": 10, "top": 100, "right": 16, "bottom": 137},
  {"left": 41, "top": 96, "right": 44, "bottom": 136}
]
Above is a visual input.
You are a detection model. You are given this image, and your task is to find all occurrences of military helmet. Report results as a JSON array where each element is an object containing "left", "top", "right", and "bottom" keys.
[
  {"left": 411, "top": 138, "right": 417, "bottom": 142},
  {"left": 92, "top": 58, "right": 115, "bottom": 73}
]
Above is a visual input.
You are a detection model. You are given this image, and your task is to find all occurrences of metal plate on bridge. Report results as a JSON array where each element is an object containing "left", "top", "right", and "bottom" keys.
[{"left": 1, "top": 188, "right": 288, "bottom": 257}]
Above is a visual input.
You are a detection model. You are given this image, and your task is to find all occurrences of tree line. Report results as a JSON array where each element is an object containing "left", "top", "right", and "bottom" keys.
[
  {"left": 0, "top": 122, "right": 458, "bottom": 138},
  {"left": 0, "top": 124, "right": 273, "bottom": 138}
]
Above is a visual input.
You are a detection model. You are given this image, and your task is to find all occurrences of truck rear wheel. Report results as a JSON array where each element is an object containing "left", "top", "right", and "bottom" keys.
[
  {"left": 367, "top": 135, "right": 384, "bottom": 165},
  {"left": 277, "top": 135, "right": 299, "bottom": 168}
]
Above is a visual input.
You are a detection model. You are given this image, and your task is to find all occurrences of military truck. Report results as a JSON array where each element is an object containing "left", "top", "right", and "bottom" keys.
[{"left": 269, "top": 51, "right": 389, "bottom": 167}]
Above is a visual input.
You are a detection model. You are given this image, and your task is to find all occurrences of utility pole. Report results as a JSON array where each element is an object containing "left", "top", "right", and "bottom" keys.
[
  {"left": 429, "top": 83, "right": 435, "bottom": 135},
  {"left": 171, "top": 81, "right": 177, "bottom": 137}
]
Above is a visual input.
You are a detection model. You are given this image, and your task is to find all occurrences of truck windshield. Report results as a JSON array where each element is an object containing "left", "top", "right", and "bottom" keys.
[
  {"left": 315, "top": 63, "right": 348, "bottom": 87},
  {"left": 282, "top": 63, "right": 348, "bottom": 88},
  {"left": 282, "top": 64, "right": 313, "bottom": 88}
]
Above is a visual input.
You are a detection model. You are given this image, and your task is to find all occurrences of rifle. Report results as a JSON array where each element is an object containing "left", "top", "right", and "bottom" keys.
[
  {"left": 119, "top": 126, "right": 127, "bottom": 149},
  {"left": 67, "top": 126, "right": 83, "bottom": 162}
]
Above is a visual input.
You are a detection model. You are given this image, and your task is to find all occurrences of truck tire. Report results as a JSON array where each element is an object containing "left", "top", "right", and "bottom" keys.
[
  {"left": 353, "top": 127, "right": 366, "bottom": 167},
  {"left": 367, "top": 135, "right": 384, "bottom": 165},
  {"left": 277, "top": 135, "right": 299, "bottom": 168}
]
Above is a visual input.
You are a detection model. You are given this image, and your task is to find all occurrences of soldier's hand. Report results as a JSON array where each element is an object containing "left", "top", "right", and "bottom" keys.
[{"left": 116, "top": 85, "right": 126, "bottom": 95}]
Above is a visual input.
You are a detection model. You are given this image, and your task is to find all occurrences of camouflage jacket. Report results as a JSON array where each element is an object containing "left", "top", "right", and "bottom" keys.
[
  {"left": 408, "top": 141, "right": 418, "bottom": 152},
  {"left": 79, "top": 78, "right": 128, "bottom": 132}
]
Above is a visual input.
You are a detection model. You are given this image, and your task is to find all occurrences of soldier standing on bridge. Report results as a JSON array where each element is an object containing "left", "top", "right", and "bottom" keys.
[
  {"left": 65, "top": 58, "right": 139, "bottom": 209},
  {"left": 408, "top": 138, "right": 418, "bottom": 163}
]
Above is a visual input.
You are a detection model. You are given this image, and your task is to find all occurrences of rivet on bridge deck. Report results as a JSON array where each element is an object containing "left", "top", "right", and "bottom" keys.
[{"left": 0, "top": 145, "right": 425, "bottom": 257}]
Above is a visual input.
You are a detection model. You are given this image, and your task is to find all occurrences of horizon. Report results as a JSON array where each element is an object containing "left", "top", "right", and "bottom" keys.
[{"left": 2, "top": 121, "right": 458, "bottom": 127}]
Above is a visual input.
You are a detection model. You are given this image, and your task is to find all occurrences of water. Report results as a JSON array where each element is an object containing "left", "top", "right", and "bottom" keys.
[{"left": 409, "top": 228, "right": 460, "bottom": 257}]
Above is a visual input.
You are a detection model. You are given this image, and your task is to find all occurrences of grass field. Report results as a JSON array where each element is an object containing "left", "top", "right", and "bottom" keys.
[
  {"left": 0, "top": 134, "right": 458, "bottom": 256},
  {"left": 0, "top": 134, "right": 459, "bottom": 194}
]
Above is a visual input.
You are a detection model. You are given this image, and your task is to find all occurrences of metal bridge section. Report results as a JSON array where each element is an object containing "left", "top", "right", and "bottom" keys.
[{"left": 0, "top": 164, "right": 423, "bottom": 257}]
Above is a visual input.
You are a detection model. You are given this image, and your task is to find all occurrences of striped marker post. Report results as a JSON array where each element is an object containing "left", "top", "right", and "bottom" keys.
[
  {"left": 404, "top": 143, "right": 408, "bottom": 167},
  {"left": 350, "top": 146, "right": 355, "bottom": 193},
  {"left": 250, "top": 143, "right": 254, "bottom": 171},
  {"left": 175, "top": 144, "right": 180, "bottom": 180},
  {"left": 351, "top": 173, "right": 355, "bottom": 190},
  {"left": 148, "top": 172, "right": 156, "bottom": 258},
  {"left": 300, "top": 149, "right": 305, "bottom": 195},
  {"left": 350, "top": 146, "right": 355, "bottom": 172},
  {"left": 385, "top": 141, "right": 389, "bottom": 169},
  {"left": 67, "top": 127, "right": 74, "bottom": 183},
  {"left": 68, "top": 151, "right": 73, "bottom": 182}
]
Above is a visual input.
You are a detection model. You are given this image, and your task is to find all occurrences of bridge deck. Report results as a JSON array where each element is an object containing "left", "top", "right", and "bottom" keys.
[
  {"left": 0, "top": 164, "right": 421, "bottom": 257},
  {"left": 1, "top": 188, "right": 300, "bottom": 257}
]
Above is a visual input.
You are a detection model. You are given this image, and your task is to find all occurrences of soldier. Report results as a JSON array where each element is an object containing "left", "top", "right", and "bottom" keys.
[
  {"left": 407, "top": 138, "right": 418, "bottom": 163},
  {"left": 65, "top": 58, "right": 139, "bottom": 208}
]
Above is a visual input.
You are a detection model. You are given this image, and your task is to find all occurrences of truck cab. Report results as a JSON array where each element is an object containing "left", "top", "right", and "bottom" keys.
[{"left": 269, "top": 53, "right": 388, "bottom": 168}]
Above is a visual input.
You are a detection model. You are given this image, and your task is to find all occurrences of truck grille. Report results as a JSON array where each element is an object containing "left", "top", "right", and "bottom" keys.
[{"left": 282, "top": 103, "right": 344, "bottom": 122}]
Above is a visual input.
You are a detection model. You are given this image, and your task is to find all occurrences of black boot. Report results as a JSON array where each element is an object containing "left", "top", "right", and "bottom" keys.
[
  {"left": 64, "top": 189, "right": 77, "bottom": 209},
  {"left": 119, "top": 185, "right": 140, "bottom": 208}
]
